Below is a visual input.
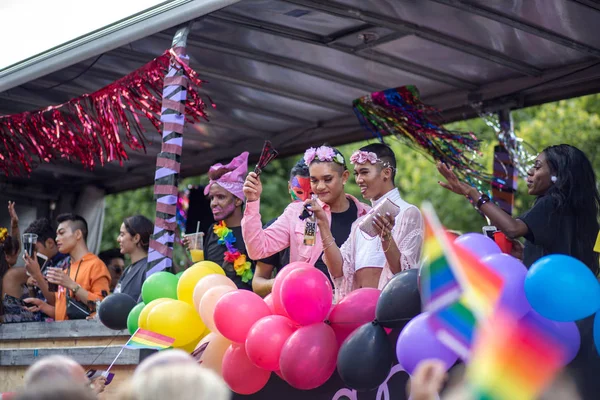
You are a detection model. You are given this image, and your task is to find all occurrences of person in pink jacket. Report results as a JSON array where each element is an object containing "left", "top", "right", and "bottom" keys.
[
  {"left": 309, "top": 143, "right": 424, "bottom": 301},
  {"left": 242, "top": 145, "right": 370, "bottom": 282}
]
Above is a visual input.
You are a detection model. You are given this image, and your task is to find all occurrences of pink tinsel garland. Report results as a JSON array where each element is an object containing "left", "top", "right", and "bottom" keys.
[{"left": 0, "top": 49, "right": 210, "bottom": 175}]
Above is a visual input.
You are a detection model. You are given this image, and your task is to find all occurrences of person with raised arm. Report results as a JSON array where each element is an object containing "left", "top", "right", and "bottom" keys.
[{"left": 242, "top": 145, "right": 369, "bottom": 282}]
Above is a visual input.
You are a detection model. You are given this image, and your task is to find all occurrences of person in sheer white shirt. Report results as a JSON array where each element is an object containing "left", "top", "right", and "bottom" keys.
[{"left": 310, "top": 143, "right": 424, "bottom": 302}]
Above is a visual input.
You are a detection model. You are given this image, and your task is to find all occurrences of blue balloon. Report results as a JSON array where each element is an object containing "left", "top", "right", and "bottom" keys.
[
  {"left": 594, "top": 313, "right": 600, "bottom": 356},
  {"left": 525, "top": 255, "right": 600, "bottom": 322}
]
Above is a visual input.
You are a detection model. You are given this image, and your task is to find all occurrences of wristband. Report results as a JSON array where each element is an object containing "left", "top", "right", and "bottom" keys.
[{"left": 476, "top": 193, "right": 491, "bottom": 209}]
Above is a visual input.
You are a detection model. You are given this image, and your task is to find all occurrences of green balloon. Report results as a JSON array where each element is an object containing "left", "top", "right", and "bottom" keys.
[
  {"left": 141, "top": 272, "right": 178, "bottom": 303},
  {"left": 127, "top": 302, "right": 146, "bottom": 335},
  {"left": 176, "top": 271, "right": 184, "bottom": 279}
]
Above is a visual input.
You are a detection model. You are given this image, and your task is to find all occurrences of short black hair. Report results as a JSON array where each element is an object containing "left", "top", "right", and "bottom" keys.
[
  {"left": 98, "top": 248, "right": 124, "bottom": 266},
  {"left": 24, "top": 218, "right": 56, "bottom": 244},
  {"left": 289, "top": 157, "right": 309, "bottom": 180},
  {"left": 56, "top": 214, "right": 88, "bottom": 242},
  {"left": 359, "top": 143, "right": 397, "bottom": 179}
]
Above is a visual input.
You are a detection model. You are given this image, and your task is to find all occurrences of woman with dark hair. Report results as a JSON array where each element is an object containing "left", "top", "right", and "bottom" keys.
[
  {"left": 439, "top": 144, "right": 600, "bottom": 399},
  {"left": 437, "top": 144, "right": 600, "bottom": 274},
  {"left": 115, "top": 215, "right": 154, "bottom": 302}
]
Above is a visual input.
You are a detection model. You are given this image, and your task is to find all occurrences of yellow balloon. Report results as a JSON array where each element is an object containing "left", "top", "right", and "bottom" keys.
[
  {"left": 176, "top": 329, "right": 209, "bottom": 354},
  {"left": 177, "top": 263, "right": 223, "bottom": 305},
  {"left": 191, "top": 260, "right": 225, "bottom": 276},
  {"left": 147, "top": 300, "right": 206, "bottom": 347},
  {"left": 138, "top": 298, "right": 173, "bottom": 330}
]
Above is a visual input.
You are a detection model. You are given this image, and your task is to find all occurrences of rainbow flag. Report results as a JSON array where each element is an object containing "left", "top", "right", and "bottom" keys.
[
  {"left": 467, "top": 310, "right": 566, "bottom": 400},
  {"left": 428, "top": 298, "right": 476, "bottom": 360},
  {"left": 420, "top": 203, "right": 462, "bottom": 312},
  {"left": 420, "top": 202, "right": 504, "bottom": 358},
  {"left": 452, "top": 242, "right": 504, "bottom": 319},
  {"left": 124, "top": 329, "right": 175, "bottom": 351}
]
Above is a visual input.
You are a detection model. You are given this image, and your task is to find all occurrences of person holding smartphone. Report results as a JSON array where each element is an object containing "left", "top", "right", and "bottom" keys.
[{"left": 314, "top": 144, "right": 423, "bottom": 302}]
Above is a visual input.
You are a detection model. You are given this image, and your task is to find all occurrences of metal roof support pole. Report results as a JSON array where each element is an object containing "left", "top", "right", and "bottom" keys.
[
  {"left": 147, "top": 23, "right": 192, "bottom": 277},
  {"left": 492, "top": 109, "right": 518, "bottom": 216}
]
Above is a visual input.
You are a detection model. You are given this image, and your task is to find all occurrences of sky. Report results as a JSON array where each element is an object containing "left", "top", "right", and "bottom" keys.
[{"left": 0, "top": 0, "right": 169, "bottom": 70}]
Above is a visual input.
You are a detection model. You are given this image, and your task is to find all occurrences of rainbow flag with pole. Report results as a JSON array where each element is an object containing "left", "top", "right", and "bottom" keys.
[
  {"left": 420, "top": 202, "right": 504, "bottom": 359},
  {"left": 124, "top": 329, "right": 175, "bottom": 351}
]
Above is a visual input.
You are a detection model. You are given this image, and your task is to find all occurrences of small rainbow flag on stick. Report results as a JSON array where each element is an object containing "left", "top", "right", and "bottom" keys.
[
  {"left": 125, "top": 329, "right": 175, "bottom": 351},
  {"left": 467, "top": 310, "right": 566, "bottom": 400}
]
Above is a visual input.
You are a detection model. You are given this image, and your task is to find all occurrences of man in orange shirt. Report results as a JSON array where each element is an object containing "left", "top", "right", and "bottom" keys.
[{"left": 24, "top": 214, "right": 110, "bottom": 321}]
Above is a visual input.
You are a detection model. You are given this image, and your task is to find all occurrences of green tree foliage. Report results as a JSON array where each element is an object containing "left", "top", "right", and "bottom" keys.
[{"left": 102, "top": 94, "right": 600, "bottom": 256}]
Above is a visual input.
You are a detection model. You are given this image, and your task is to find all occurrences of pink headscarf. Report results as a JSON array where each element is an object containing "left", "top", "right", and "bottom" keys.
[{"left": 204, "top": 152, "right": 248, "bottom": 200}]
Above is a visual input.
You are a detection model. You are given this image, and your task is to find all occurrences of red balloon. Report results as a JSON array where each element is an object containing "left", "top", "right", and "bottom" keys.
[
  {"left": 272, "top": 262, "right": 312, "bottom": 317},
  {"left": 281, "top": 267, "right": 332, "bottom": 325},
  {"left": 246, "top": 315, "right": 297, "bottom": 371},
  {"left": 222, "top": 344, "right": 271, "bottom": 395},
  {"left": 214, "top": 290, "right": 271, "bottom": 343},
  {"left": 329, "top": 288, "right": 380, "bottom": 346},
  {"left": 279, "top": 323, "right": 338, "bottom": 390},
  {"left": 264, "top": 294, "right": 275, "bottom": 314}
]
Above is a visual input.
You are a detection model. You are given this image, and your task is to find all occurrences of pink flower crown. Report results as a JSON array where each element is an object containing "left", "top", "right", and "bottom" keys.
[
  {"left": 304, "top": 146, "right": 345, "bottom": 166},
  {"left": 350, "top": 150, "right": 394, "bottom": 170}
]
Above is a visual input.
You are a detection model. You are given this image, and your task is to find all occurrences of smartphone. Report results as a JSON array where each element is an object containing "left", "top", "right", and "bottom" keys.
[
  {"left": 482, "top": 225, "right": 498, "bottom": 239},
  {"left": 37, "top": 253, "right": 48, "bottom": 272}
]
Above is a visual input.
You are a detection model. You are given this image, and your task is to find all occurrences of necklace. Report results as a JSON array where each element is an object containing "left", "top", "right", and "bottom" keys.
[{"left": 213, "top": 221, "right": 253, "bottom": 283}]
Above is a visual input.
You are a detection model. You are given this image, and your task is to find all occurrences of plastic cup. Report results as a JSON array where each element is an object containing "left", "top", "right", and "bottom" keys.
[
  {"left": 22, "top": 233, "right": 38, "bottom": 257},
  {"left": 494, "top": 231, "right": 513, "bottom": 254},
  {"left": 186, "top": 232, "right": 205, "bottom": 262}
]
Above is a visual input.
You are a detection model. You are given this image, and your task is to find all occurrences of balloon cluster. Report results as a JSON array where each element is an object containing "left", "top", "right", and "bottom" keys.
[{"left": 97, "top": 232, "right": 600, "bottom": 395}]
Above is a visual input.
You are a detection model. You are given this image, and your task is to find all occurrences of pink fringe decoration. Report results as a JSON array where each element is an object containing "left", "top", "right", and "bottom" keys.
[{"left": 0, "top": 50, "right": 210, "bottom": 175}]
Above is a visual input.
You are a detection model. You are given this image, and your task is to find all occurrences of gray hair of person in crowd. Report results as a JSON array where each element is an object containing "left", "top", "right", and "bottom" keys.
[
  {"left": 15, "top": 381, "right": 97, "bottom": 400},
  {"left": 23, "top": 355, "right": 88, "bottom": 386},
  {"left": 117, "top": 363, "right": 231, "bottom": 400},
  {"left": 133, "top": 349, "right": 198, "bottom": 378}
]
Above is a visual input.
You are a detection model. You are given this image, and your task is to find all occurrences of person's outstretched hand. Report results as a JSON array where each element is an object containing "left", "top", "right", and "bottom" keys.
[
  {"left": 243, "top": 172, "right": 263, "bottom": 202},
  {"left": 436, "top": 162, "right": 473, "bottom": 197},
  {"left": 410, "top": 360, "right": 448, "bottom": 400},
  {"left": 8, "top": 201, "right": 18, "bottom": 225}
]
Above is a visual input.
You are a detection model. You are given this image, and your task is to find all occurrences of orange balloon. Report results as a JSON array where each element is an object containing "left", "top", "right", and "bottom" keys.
[
  {"left": 200, "top": 285, "right": 236, "bottom": 333},
  {"left": 193, "top": 275, "right": 237, "bottom": 311},
  {"left": 197, "top": 332, "right": 231, "bottom": 376}
]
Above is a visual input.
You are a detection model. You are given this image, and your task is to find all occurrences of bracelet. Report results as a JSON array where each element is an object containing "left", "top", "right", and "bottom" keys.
[
  {"left": 72, "top": 285, "right": 81, "bottom": 295},
  {"left": 476, "top": 193, "right": 491, "bottom": 209},
  {"left": 322, "top": 238, "right": 336, "bottom": 250}
]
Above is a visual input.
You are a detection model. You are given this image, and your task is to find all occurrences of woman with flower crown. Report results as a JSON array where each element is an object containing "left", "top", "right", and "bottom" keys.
[
  {"left": 242, "top": 145, "right": 370, "bottom": 282},
  {"left": 202, "top": 152, "right": 254, "bottom": 290}
]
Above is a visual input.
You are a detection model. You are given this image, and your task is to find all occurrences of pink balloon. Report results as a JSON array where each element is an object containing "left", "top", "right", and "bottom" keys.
[
  {"left": 199, "top": 285, "right": 236, "bottom": 333},
  {"left": 264, "top": 294, "right": 275, "bottom": 314},
  {"left": 275, "top": 370, "right": 285, "bottom": 380},
  {"left": 246, "top": 315, "right": 297, "bottom": 371},
  {"left": 329, "top": 288, "right": 380, "bottom": 346},
  {"left": 272, "top": 262, "right": 312, "bottom": 317},
  {"left": 281, "top": 267, "right": 332, "bottom": 325},
  {"left": 222, "top": 344, "right": 271, "bottom": 395},
  {"left": 193, "top": 274, "right": 236, "bottom": 310},
  {"left": 214, "top": 290, "right": 271, "bottom": 343},
  {"left": 280, "top": 323, "right": 338, "bottom": 390}
]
